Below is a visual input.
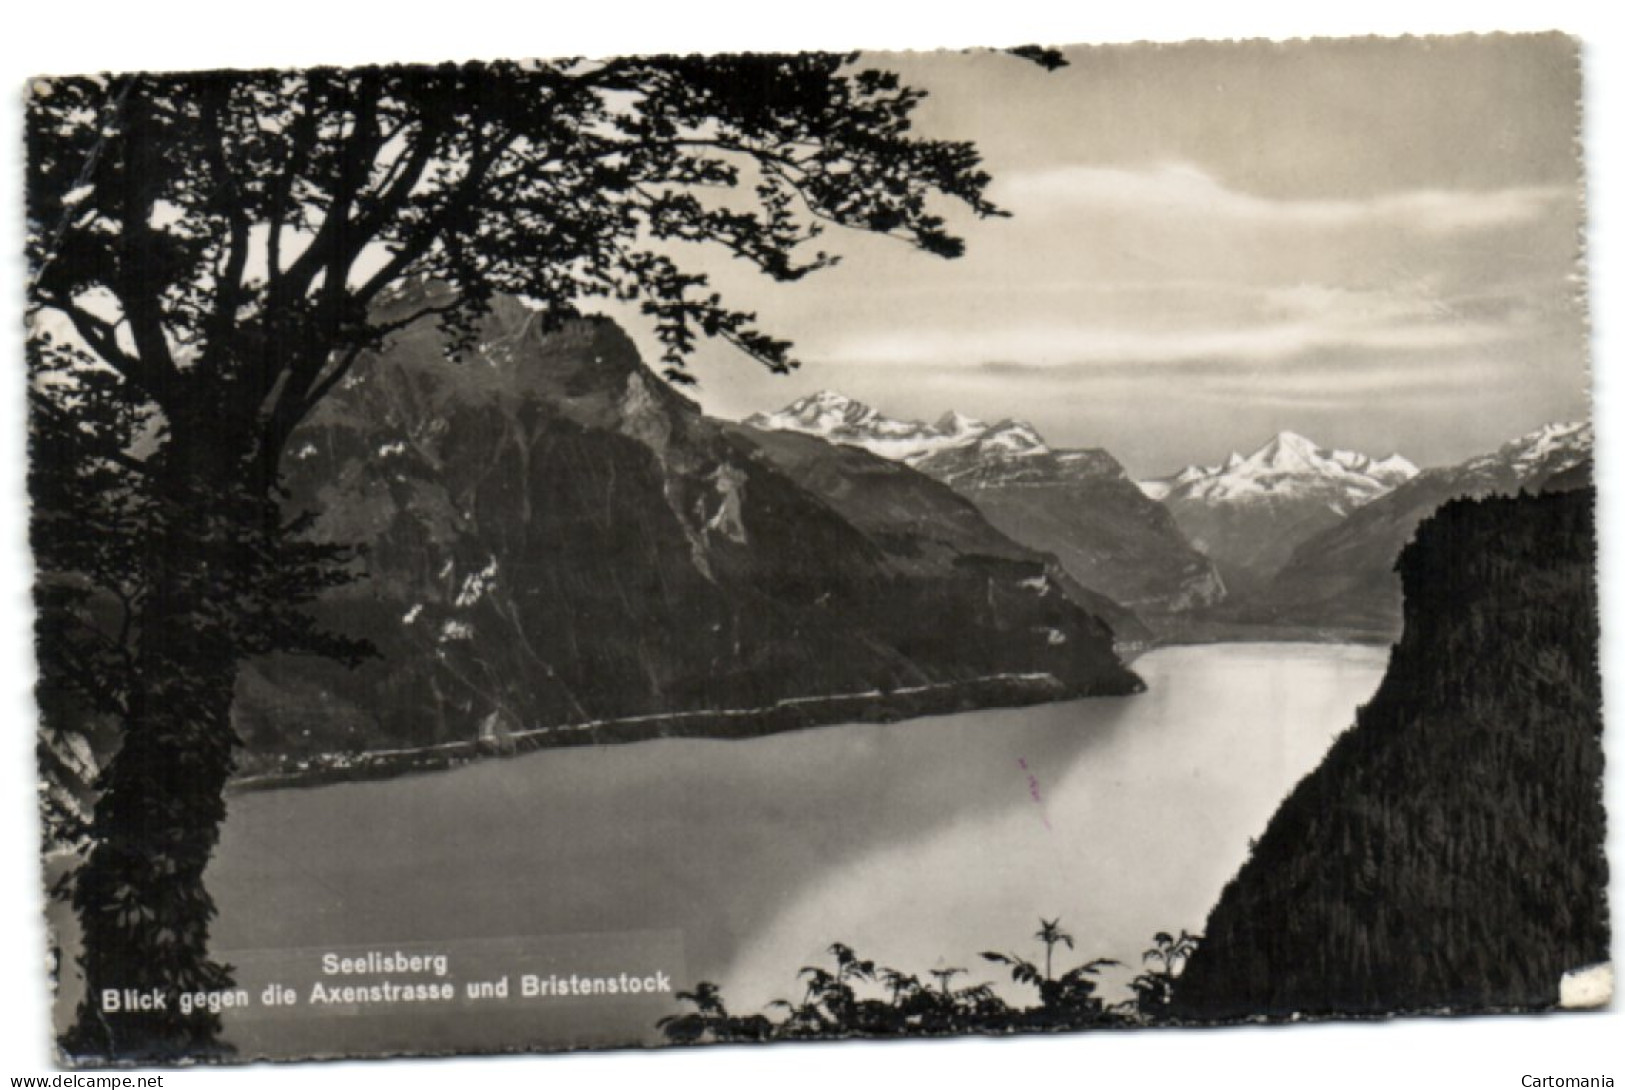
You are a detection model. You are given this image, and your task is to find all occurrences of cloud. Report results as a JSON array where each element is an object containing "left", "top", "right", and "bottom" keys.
[
  {"left": 1186, "top": 357, "right": 1520, "bottom": 400},
  {"left": 997, "top": 163, "right": 1570, "bottom": 236},
  {"left": 825, "top": 312, "right": 1504, "bottom": 369},
  {"left": 782, "top": 162, "right": 1574, "bottom": 374},
  {"left": 812, "top": 247, "right": 1564, "bottom": 371}
]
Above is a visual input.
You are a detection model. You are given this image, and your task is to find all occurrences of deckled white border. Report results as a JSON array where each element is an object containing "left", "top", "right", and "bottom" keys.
[{"left": 1, "top": 4, "right": 1618, "bottom": 1087}]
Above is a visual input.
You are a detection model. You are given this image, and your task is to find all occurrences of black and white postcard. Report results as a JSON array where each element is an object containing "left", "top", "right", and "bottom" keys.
[{"left": 20, "top": 29, "right": 1611, "bottom": 1071}]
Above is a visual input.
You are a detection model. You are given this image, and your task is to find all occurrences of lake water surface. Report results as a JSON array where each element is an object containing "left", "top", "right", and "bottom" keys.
[{"left": 207, "top": 642, "right": 1386, "bottom": 1055}]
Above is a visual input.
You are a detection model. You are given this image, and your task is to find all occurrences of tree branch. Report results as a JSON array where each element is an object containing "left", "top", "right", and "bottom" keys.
[
  {"left": 352, "top": 127, "right": 519, "bottom": 304},
  {"left": 33, "top": 294, "right": 171, "bottom": 404},
  {"left": 279, "top": 298, "right": 459, "bottom": 442},
  {"left": 272, "top": 72, "right": 385, "bottom": 306},
  {"left": 266, "top": 79, "right": 321, "bottom": 295},
  {"left": 106, "top": 88, "right": 180, "bottom": 396},
  {"left": 195, "top": 81, "right": 256, "bottom": 347}
]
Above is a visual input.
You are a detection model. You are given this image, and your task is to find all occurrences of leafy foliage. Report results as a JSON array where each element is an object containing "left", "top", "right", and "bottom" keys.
[
  {"left": 28, "top": 55, "right": 1014, "bottom": 429},
  {"left": 27, "top": 53, "right": 1050, "bottom": 1060},
  {"left": 1129, "top": 930, "right": 1199, "bottom": 1016},
  {"left": 981, "top": 917, "right": 1120, "bottom": 1024},
  {"left": 31, "top": 338, "right": 147, "bottom": 888},
  {"left": 658, "top": 921, "right": 1178, "bottom": 1045},
  {"left": 654, "top": 982, "right": 775, "bottom": 1045}
]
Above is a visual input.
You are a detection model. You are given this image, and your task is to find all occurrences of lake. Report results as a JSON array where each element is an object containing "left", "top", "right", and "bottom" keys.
[{"left": 203, "top": 642, "right": 1387, "bottom": 1056}]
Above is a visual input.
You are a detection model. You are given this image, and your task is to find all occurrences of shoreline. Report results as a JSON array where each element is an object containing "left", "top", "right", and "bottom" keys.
[
  {"left": 227, "top": 626, "right": 1391, "bottom": 795},
  {"left": 229, "top": 669, "right": 1142, "bottom": 794}
]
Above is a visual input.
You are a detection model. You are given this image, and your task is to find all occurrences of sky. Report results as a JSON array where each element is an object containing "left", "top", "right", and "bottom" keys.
[{"left": 608, "top": 35, "right": 1589, "bottom": 476}]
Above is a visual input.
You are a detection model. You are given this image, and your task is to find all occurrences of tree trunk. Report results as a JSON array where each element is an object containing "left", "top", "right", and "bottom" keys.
[{"left": 64, "top": 433, "right": 257, "bottom": 1061}]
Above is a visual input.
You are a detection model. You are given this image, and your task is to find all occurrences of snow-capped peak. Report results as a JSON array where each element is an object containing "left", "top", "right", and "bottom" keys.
[
  {"left": 936, "top": 409, "right": 985, "bottom": 436},
  {"left": 1246, "top": 431, "right": 1324, "bottom": 474},
  {"left": 757, "top": 390, "right": 880, "bottom": 436},
  {"left": 1500, "top": 420, "right": 1590, "bottom": 461},
  {"left": 1137, "top": 430, "right": 1419, "bottom": 508},
  {"left": 745, "top": 392, "right": 1050, "bottom": 463},
  {"left": 976, "top": 420, "right": 1050, "bottom": 456},
  {"left": 1465, "top": 420, "right": 1592, "bottom": 477}
]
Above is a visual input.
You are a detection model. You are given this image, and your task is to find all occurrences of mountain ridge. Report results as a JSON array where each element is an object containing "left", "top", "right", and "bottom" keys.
[
  {"left": 234, "top": 301, "right": 1142, "bottom": 770},
  {"left": 745, "top": 391, "right": 1226, "bottom": 617},
  {"left": 1136, "top": 430, "right": 1420, "bottom": 593},
  {"left": 745, "top": 390, "right": 1051, "bottom": 465},
  {"left": 1140, "top": 431, "right": 1417, "bottom": 503},
  {"left": 1241, "top": 420, "right": 1594, "bottom": 637}
]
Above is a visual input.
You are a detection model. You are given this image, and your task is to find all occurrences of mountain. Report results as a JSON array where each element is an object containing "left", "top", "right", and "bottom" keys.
[
  {"left": 744, "top": 390, "right": 1015, "bottom": 463},
  {"left": 1140, "top": 432, "right": 1417, "bottom": 502},
  {"left": 746, "top": 393, "right": 1224, "bottom": 617},
  {"left": 727, "top": 426, "right": 1155, "bottom": 647},
  {"left": 1140, "top": 431, "right": 1418, "bottom": 593},
  {"left": 232, "top": 294, "right": 1140, "bottom": 769},
  {"left": 1251, "top": 422, "right": 1592, "bottom": 637},
  {"left": 1170, "top": 488, "right": 1605, "bottom": 1020}
]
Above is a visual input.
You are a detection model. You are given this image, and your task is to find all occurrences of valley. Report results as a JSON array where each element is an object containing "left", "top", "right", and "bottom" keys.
[
  {"left": 219, "top": 308, "right": 1594, "bottom": 789},
  {"left": 232, "top": 306, "right": 1594, "bottom": 781},
  {"left": 748, "top": 389, "right": 1591, "bottom": 650}
]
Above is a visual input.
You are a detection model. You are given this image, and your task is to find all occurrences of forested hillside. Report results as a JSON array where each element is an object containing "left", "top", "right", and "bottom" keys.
[{"left": 1170, "top": 489, "right": 1606, "bottom": 1019}]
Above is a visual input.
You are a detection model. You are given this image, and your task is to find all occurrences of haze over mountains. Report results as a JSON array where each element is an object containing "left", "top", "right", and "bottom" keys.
[
  {"left": 748, "top": 392, "right": 1226, "bottom": 618},
  {"left": 234, "top": 309, "right": 1595, "bottom": 766},
  {"left": 747, "top": 390, "right": 1591, "bottom": 645}
]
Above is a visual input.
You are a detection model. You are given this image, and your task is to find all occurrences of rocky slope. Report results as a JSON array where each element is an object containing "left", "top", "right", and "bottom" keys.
[
  {"left": 1248, "top": 423, "right": 1592, "bottom": 637},
  {"left": 1170, "top": 488, "right": 1605, "bottom": 1020},
  {"left": 728, "top": 426, "right": 1155, "bottom": 647},
  {"left": 1141, "top": 431, "right": 1418, "bottom": 594},
  {"left": 233, "top": 296, "right": 1140, "bottom": 765},
  {"left": 747, "top": 392, "right": 1224, "bottom": 617}
]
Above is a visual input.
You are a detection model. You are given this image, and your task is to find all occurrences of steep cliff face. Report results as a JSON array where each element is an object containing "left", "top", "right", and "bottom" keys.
[
  {"left": 1169, "top": 489, "right": 1605, "bottom": 1021},
  {"left": 234, "top": 296, "right": 1139, "bottom": 763}
]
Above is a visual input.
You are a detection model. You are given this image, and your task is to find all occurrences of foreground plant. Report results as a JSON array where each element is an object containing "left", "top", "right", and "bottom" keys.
[{"left": 658, "top": 919, "right": 1189, "bottom": 1044}]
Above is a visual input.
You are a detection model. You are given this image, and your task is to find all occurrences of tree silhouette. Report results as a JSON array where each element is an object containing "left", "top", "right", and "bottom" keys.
[
  {"left": 27, "top": 51, "right": 1058, "bottom": 1060},
  {"left": 31, "top": 338, "right": 150, "bottom": 871}
]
